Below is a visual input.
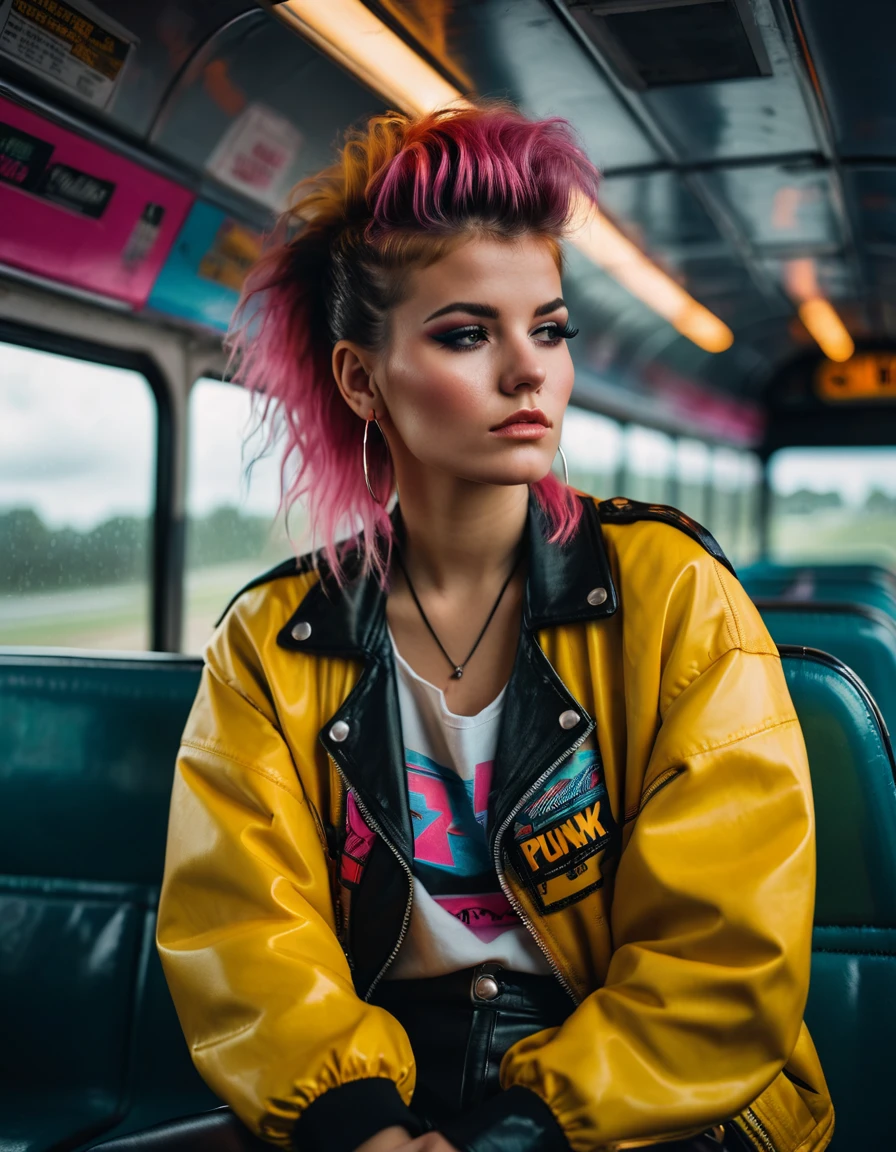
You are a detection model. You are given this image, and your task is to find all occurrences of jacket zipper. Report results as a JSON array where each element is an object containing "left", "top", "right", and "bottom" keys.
[
  {"left": 491, "top": 721, "right": 596, "bottom": 1004},
  {"left": 330, "top": 758, "right": 414, "bottom": 1000},
  {"left": 640, "top": 765, "right": 684, "bottom": 808},
  {"left": 736, "top": 1109, "right": 778, "bottom": 1152}
]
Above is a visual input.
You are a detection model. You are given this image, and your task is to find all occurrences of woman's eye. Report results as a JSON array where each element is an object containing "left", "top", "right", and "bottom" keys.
[
  {"left": 534, "top": 322, "right": 579, "bottom": 343},
  {"left": 430, "top": 325, "right": 489, "bottom": 350}
]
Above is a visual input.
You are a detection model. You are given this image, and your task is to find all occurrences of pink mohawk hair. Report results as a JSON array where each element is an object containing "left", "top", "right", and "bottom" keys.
[{"left": 228, "top": 102, "right": 601, "bottom": 583}]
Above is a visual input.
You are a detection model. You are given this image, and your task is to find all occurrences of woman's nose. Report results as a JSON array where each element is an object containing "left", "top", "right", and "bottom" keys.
[{"left": 499, "top": 340, "right": 547, "bottom": 394}]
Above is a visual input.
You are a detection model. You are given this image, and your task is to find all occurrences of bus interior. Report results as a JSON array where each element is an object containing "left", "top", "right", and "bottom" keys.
[{"left": 0, "top": 2, "right": 894, "bottom": 1150}]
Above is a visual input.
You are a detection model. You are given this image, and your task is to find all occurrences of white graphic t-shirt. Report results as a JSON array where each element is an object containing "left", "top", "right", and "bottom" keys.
[{"left": 386, "top": 632, "right": 551, "bottom": 979}]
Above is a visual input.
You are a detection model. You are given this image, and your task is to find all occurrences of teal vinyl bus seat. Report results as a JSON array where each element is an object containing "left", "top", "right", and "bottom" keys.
[
  {"left": 0, "top": 650, "right": 219, "bottom": 1152},
  {"left": 740, "top": 562, "right": 896, "bottom": 619},
  {"left": 741, "top": 561, "right": 896, "bottom": 594},
  {"left": 3, "top": 645, "right": 896, "bottom": 1152},
  {"left": 759, "top": 602, "right": 896, "bottom": 738},
  {"left": 779, "top": 646, "right": 896, "bottom": 1151}
]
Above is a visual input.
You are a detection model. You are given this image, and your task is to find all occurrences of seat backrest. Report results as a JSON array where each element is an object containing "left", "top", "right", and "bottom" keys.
[
  {"left": 741, "top": 561, "right": 896, "bottom": 596},
  {"left": 779, "top": 646, "right": 896, "bottom": 1150},
  {"left": 741, "top": 561, "right": 896, "bottom": 617},
  {"left": 760, "top": 601, "right": 896, "bottom": 743},
  {"left": 0, "top": 650, "right": 218, "bottom": 1149}
]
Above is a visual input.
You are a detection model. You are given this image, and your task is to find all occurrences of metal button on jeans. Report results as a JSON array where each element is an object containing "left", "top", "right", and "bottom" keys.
[{"left": 473, "top": 974, "right": 500, "bottom": 1001}]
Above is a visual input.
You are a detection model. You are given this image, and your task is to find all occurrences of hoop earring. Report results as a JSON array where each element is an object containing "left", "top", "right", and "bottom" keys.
[
  {"left": 362, "top": 415, "right": 390, "bottom": 506},
  {"left": 556, "top": 443, "right": 569, "bottom": 486}
]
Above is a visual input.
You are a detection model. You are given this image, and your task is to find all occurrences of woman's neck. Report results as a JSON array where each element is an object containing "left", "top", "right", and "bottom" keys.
[{"left": 395, "top": 480, "right": 529, "bottom": 591}]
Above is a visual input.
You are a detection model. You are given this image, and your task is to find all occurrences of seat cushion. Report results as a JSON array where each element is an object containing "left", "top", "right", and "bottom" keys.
[{"left": 806, "top": 927, "right": 896, "bottom": 1150}]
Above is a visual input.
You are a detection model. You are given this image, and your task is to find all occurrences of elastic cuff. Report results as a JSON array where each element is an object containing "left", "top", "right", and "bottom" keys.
[
  {"left": 440, "top": 1084, "right": 571, "bottom": 1152},
  {"left": 292, "top": 1077, "right": 422, "bottom": 1152}
]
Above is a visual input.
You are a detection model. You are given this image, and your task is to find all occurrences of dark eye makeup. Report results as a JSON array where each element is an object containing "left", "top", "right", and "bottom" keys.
[{"left": 430, "top": 321, "right": 579, "bottom": 351}]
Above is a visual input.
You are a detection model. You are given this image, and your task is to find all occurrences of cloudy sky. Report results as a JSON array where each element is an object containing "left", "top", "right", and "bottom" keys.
[{"left": 0, "top": 342, "right": 281, "bottom": 530}]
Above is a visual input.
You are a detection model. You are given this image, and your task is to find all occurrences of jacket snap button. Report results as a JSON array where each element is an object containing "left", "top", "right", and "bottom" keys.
[
  {"left": 559, "top": 709, "right": 580, "bottom": 730},
  {"left": 473, "top": 975, "right": 500, "bottom": 1001},
  {"left": 329, "top": 720, "right": 350, "bottom": 743},
  {"left": 291, "top": 621, "right": 312, "bottom": 641},
  {"left": 586, "top": 587, "right": 607, "bottom": 606}
]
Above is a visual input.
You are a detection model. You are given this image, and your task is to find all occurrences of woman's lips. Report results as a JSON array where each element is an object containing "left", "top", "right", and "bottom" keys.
[
  {"left": 490, "top": 408, "right": 550, "bottom": 439},
  {"left": 489, "top": 422, "right": 549, "bottom": 439}
]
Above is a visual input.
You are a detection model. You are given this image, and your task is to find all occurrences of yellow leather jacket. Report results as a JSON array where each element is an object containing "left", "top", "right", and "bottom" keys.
[{"left": 157, "top": 495, "right": 834, "bottom": 1152}]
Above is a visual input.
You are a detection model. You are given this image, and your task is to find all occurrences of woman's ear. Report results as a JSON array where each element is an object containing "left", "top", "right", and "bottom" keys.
[{"left": 332, "top": 341, "right": 380, "bottom": 420}]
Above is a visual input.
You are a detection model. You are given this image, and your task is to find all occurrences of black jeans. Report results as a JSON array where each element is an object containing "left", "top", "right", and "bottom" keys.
[{"left": 371, "top": 963, "right": 749, "bottom": 1151}]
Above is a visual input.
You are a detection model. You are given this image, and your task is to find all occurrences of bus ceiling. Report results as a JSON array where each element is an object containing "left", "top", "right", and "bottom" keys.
[{"left": 0, "top": 0, "right": 895, "bottom": 452}]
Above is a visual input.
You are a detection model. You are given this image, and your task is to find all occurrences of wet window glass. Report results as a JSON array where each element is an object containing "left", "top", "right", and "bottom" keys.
[
  {"left": 675, "top": 438, "right": 711, "bottom": 526},
  {"left": 707, "top": 448, "right": 761, "bottom": 568},
  {"left": 0, "top": 341, "right": 155, "bottom": 649},
  {"left": 184, "top": 378, "right": 298, "bottom": 653},
  {"left": 768, "top": 447, "right": 896, "bottom": 566},
  {"left": 621, "top": 425, "right": 675, "bottom": 505},
  {"left": 560, "top": 408, "right": 623, "bottom": 499}
]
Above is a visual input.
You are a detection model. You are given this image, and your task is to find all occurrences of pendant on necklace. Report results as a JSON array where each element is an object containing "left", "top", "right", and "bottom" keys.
[{"left": 452, "top": 667, "right": 464, "bottom": 680}]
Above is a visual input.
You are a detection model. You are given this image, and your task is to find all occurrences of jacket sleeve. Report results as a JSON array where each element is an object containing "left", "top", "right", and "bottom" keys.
[
  {"left": 156, "top": 660, "right": 419, "bottom": 1152},
  {"left": 451, "top": 567, "right": 816, "bottom": 1152}
]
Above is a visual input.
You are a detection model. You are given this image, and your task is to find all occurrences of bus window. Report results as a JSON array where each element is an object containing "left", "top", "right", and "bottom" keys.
[
  {"left": 768, "top": 447, "right": 896, "bottom": 566},
  {"left": 621, "top": 425, "right": 674, "bottom": 505},
  {"left": 675, "top": 438, "right": 711, "bottom": 526},
  {"left": 184, "top": 378, "right": 298, "bottom": 653},
  {"left": 707, "top": 447, "right": 748, "bottom": 563},
  {"left": 734, "top": 452, "right": 763, "bottom": 568},
  {"left": 0, "top": 341, "right": 155, "bottom": 649},
  {"left": 560, "top": 408, "right": 622, "bottom": 498}
]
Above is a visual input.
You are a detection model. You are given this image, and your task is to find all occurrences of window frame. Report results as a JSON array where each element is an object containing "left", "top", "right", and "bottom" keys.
[{"left": 0, "top": 318, "right": 177, "bottom": 651}]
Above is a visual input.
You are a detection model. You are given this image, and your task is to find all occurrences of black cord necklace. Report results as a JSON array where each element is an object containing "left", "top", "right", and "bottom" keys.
[{"left": 394, "top": 547, "right": 523, "bottom": 680}]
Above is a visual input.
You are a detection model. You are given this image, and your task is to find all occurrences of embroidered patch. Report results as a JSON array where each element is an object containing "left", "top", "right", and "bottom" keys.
[{"left": 511, "top": 749, "right": 618, "bottom": 913}]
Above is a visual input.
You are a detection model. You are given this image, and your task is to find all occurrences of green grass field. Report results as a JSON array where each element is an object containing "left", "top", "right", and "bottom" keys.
[{"left": 0, "top": 561, "right": 272, "bottom": 651}]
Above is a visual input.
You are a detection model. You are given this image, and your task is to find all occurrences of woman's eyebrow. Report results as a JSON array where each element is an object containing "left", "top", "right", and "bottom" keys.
[
  {"left": 424, "top": 301, "right": 499, "bottom": 322},
  {"left": 424, "top": 297, "right": 567, "bottom": 323}
]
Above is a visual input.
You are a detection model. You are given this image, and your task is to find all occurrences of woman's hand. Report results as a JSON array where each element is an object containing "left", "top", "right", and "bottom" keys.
[
  {"left": 353, "top": 1126, "right": 413, "bottom": 1152},
  {"left": 352, "top": 1129, "right": 461, "bottom": 1152},
  {"left": 400, "top": 1136, "right": 461, "bottom": 1152}
]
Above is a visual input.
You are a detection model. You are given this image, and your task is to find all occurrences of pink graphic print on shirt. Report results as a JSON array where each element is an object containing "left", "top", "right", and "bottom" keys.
[
  {"left": 406, "top": 753, "right": 520, "bottom": 944},
  {"left": 340, "top": 790, "right": 377, "bottom": 889}
]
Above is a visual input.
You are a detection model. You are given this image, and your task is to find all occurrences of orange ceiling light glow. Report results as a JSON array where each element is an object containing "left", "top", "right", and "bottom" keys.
[
  {"left": 569, "top": 192, "right": 733, "bottom": 353},
  {"left": 784, "top": 259, "right": 854, "bottom": 363},
  {"left": 798, "top": 298, "right": 855, "bottom": 363},
  {"left": 277, "top": 0, "right": 733, "bottom": 353},
  {"left": 280, "top": 0, "right": 463, "bottom": 115}
]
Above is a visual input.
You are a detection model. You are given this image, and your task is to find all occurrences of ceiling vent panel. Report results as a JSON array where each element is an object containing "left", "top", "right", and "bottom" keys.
[{"left": 565, "top": 0, "right": 773, "bottom": 89}]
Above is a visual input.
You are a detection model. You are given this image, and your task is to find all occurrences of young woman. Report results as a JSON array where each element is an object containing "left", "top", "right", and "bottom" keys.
[{"left": 157, "top": 104, "right": 833, "bottom": 1152}]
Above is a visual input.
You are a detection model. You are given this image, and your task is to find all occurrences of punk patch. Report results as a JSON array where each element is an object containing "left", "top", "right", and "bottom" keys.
[{"left": 511, "top": 748, "right": 618, "bottom": 913}]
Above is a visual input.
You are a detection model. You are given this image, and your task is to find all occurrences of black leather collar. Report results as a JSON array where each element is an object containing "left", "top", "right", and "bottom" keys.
[{"left": 277, "top": 492, "right": 618, "bottom": 661}]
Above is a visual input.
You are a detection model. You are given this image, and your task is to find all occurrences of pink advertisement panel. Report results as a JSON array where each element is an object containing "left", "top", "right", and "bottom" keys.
[{"left": 0, "top": 96, "right": 193, "bottom": 307}]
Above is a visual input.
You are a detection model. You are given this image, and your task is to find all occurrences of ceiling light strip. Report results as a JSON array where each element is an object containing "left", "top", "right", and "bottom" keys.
[
  {"left": 798, "top": 299, "right": 855, "bottom": 363},
  {"left": 280, "top": 0, "right": 462, "bottom": 116},
  {"left": 278, "top": 0, "right": 734, "bottom": 354}
]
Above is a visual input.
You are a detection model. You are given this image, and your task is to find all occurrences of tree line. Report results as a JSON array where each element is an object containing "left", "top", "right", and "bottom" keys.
[
  {"left": 2, "top": 489, "right": 894, "bottom": 596},
  {"left": 0, "top": 505, "right": 277, "bottom": 595}
]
